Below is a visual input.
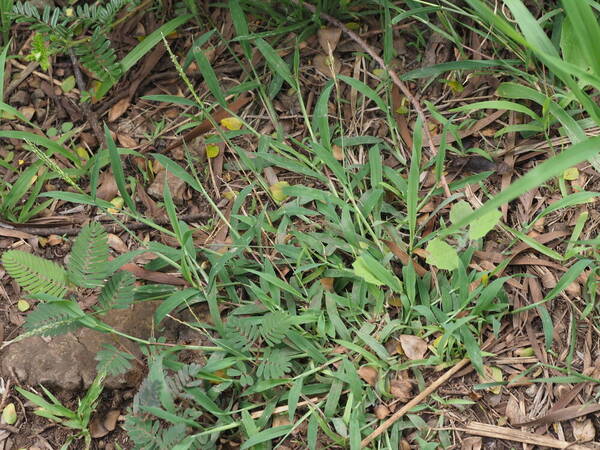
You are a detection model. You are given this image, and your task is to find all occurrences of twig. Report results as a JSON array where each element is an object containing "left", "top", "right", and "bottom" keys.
[
  {"left": 4, "top": 61, "right": 38, "bottom": 99},
  {"left": 67, "top": 49, "right": 105, "bottom": 147},
  {"left": 360, "top": 358, "right": 470, "bottom": 448},
  {"left": 459, "top": 421, "right": 590, "bottom": 449},
  {"left": 0, "top": 212, "right": 211, "bottom": 237},
  {"left": 291, "top": 0, "right": 452, "bottom": 198}
]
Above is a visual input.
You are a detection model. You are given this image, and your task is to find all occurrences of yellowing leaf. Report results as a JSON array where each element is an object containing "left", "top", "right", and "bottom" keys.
[
  {"left": 373, "top": 68, "right": 386, "bottom": 78},
  {"left": 107, "top": 197, "right": 124, "bottom": 214},
  {"left": 17, "top": 300, "right": 30, "bottom": 312},
  {"left": 479, "top": 365, "right": 503, "bottom": 395},
  {"left": 220, "top": 117, "right": 243, "bottom": 130},
  {"left": 206, "top": 144, "right": 220, "bottom": 158},
  {"left": 563, "top": 167, "right": 579, "bottom": 180},
  {"left": 61, "top": 75, "right": 76, "bottom": 93},
  {"left": 223, "top": 190, "right": 238, "bottom": 201},
  {"left": 75, "top": 146, "right": 89, "bottom": 161},
  {"left": 2, "top": 403, "right": 17, "bottom": 425},
  {"left": 270, "top": 181, "right": 289, "bottom": 203}
]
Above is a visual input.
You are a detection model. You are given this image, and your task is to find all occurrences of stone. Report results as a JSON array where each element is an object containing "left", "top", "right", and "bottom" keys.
[{"left": 1, "top": 301, "right": 159, "bottom": 391}]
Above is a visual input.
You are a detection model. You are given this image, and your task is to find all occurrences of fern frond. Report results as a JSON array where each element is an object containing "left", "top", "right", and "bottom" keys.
[
  {"left": 223, "top": 316, "right": 260, "bottom": 351},
  {"left": 24, "top": 301, "right": 85, "bottom": 336},
  {"left": 95, "top": 344, "right": 134, "bottom": 376},
  {"left": 260, "top": 311, "right": 291, "bottom": 346},
  {"left": 67, "top": 222, "right": 109, "bottom": 288},
  {"left": 123, "top": 416, "right": 163, "bottom": 450},
  {"left": 257, "top": 347, "right": 293, "bottom": 380},
  {"left": 2, "top": 250, "right": 68, "bottom": 297},
  {"left": 75, "top": 30, "right": 122, "bottom": 84},
  {"left": 96, "top": 271, "right": 135, "bottom": 310}
]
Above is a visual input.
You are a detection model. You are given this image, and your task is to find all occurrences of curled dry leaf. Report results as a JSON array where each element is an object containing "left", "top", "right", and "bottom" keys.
[
  {"left": 96, "top": 171, "right": 119, "bottom": 201},
  {"left": 108, "top": 97, "right": 130, "bottom": 122},
  {"left": 504, "top": 395, "right": 524, "bottom": 425},
  {"left": 374, "top": 404, "right": 389, "bottom": 420},
  {"left": 320, "top": 277, "right": 334, "bottom": 292},
  {"left": 107, "top": 233, "right": 128, "bottom": 254},
  {"left": 461, "top": 436, "right": 482, "bottom": 450},
  {"left": 390, "top": 378, "right": 412, "bottom": 402},
  {"left": 148, "top": 169, "right": 188, "bottom": 204},
  {"left": 117, "top": 133, "right": 137, "bottom": 149},
  {"left": 103, "top": 409, "right": 121, "bottom": 432},
  {"left": 317, "top": 27, "right": 342, "bottom": 53},
  {"left": 399, "top": 334, "right": 428, "bottom": 360},
  {"left": 572, "top": 418, "right": 596, "bottom": 442},
  {"left": 358, "top": 365, "right": 378, "bottom": 386},
  {"left": 90, "top": 416, "right": 109, "bottom": 438},
  {"left": 314, "top": 54, "right": 342, "bottom": 78}
]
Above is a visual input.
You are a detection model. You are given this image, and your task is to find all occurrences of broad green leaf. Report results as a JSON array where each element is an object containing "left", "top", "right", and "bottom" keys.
[
  {"left": 469, "top": 209, "right": 502, "bottom": 240},
  {"left": 352, "top": 256, "right": 383, "bottom": 286},
  {"left": 425, "top": 238, "right": 458, "bottom": 270},
  {"left": 449, "top": 200, "right": 473, "bottom": 225}
]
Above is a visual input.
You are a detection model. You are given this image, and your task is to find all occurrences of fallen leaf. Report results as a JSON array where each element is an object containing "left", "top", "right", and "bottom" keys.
[
  {"left": 90, "top": 416, "right": 109, "bottom": 438},
  {"left": 107, "top": 233, "right": 128, "bottom": 253},
  {"left": 148, "top": 170, "right": 187, "bottom": 204},
  {"left": 332, "top": 144, "right": 344, "bottom": 160},
  {"left": 103, "top": 409, "right": 120, "bottom": 432},
  {"left": 572, "top": 418, "right": 595, "bottom": 442},
  {"left": 504, "top": 395, "right": 524, "bottom": 425},
  {"left": 563, "top": 167, "right": 579, "bottom": 181},
  {"left": 374, "top": 404, "right": 389, "bottom": 419},
  {"left": 272, "top": 414, "right": 291, "bottom": 428},
  {"left": 270, "top": 181, "right": 289, "bottom": 203},
  {"left": 317, "top": 27, "right": 342, "bottom": 53},
  {"left": 399, "top": 335, "right": 428, "bottom": 360},
  {"left": 19, "top": 106, "right": 35, "bottom": 121},
  {"left": 220, "top": 116, "right": 243, "bottom": 130},
  {"left": 108, "top": 98, "right": 130, "bottom": 122},
  {"left": 2, "top": 403, "right": 17, "bottom": 425},
  {"left": 206, "top": 143, "right": 220, "bottom": 158},
  {"left": 314, "top": 54, "right": 341, "bottom": 78},
  {"left": 96, "top": 171, "right": 119, "bottom": 201},
  {"left": 479, "top": 366, "right": 503, "bottom": 395},
  {"left": 61, "top": 75, "right": 76, "bottom": 93},
  {"left": 358, "top": 365, "right": 378, "bottom": 386},
  {"left": 461, "top": 436, "right": 482, "bottom": 450},
  {"left": 320, "top": 277, "right": 334, "bottom": 292},
  {"left": 390, "top": 378, "right": 412, "bottom": 402},
  {"left": 17, "top": 300, "right": 30, "bottom": 312},
  {"left": 426, "top": 238, "right": 459, "bottom": 270},
  {"left": 117, "top": 133, "right": 137, "bottom": 148}
]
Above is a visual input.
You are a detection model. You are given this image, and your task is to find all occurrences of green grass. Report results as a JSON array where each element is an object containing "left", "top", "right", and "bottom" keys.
[{"left": 2, "top": 0, "right": 600, "bottom": 448}]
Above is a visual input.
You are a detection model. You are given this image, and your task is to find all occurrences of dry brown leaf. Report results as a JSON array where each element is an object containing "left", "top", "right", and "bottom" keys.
[
  {"left": 19, "top": 106, "right": 35, "bottom": 121},
  {"left": 108, "top": 98, "right": 130, "bottom": 122},
  {"left": 90, "top": 416, "right": 109, "bottom": 438},
  {"left": 573, "top": 418, "right": 596, "bottom": 442},
  {"left": 320, "top": 277, "right": 334, "bottom": 292},
  {"left": 317, "top": 27, "right": 342, "bottom": 53},
  {"left": 358, "top": 366, "right": 378, "bottom": 386},
  {"left": 374, "top": 404, "right": 389, "bottom": 419},
  {"left": 107, "top": 233, "right": 128, "bottom": 253},
  {"left": 103, "top": 409, "right": 120, "bottom": 432},
  {"left": 399, "top": 335, "right": 428, "bottom": 360},
  {"left": 148, "top": 170, "right": 187, "bottom": 204},
  {"left": 390, "top": 378, "right": 412, "bottom": 402},
  {"left": 96, "top": 171, "right": 119, "bottom": 201},
  {"left": 400, "top": 439, "right": 411, "bottom": 450},
  {"left": 117, "top": 133, "right": 137, "bottom": 149},
  {"left": 46, "top": 235, "right": 63, "bottom": 246},
  {"left": 461, "top": 436, "right": 482, "bottom": 450},
  {"left": 314, "top": 54, "right": 341, "bottom": 78},
  {"left": 332, "top": 144, "right": 344, "bottom": 161},
  {"left": 505, "top": 395, "right": 524, "bottom": 425}
]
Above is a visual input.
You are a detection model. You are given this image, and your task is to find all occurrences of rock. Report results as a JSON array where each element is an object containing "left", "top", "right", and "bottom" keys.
[{"left": 1, "top": 301, "right": 160, "bottom": 391}]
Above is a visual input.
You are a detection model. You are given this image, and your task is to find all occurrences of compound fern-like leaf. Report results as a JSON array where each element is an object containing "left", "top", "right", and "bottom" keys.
[
  {"left": 67, "top": 222, "right": 109, "bottom": 288},
  {"left": 96, "top": 271, "right": 135, "bottom": 310},
  {"left": 76, "top": 30, "right": 122, "bottom": 84},
  {"left": 257, "top": 347, "right": 293, "bottom": 380},
  {"left": 260, "top": 311, "right": 291, "bottom": 346},
  {"left": 2, "top": 250, "right": 68, "bottom": 297},
  {"left": 24, "top": 301, "right": 85, "bottom": 336},
  {"left": 95, "top": 344, "right": 134, "bottom": 376}
]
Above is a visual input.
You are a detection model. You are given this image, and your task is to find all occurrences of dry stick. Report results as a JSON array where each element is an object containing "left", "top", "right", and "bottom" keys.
[
  {"left": 67, "top": 49, "right": 105, "bottom": 148},
  {"left": 291, "top": 0, "right": 452, "bottom": 198},
  {"left": 360, "top": 358, "right": 470, "bottom": 448}
]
